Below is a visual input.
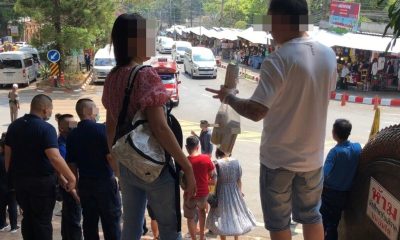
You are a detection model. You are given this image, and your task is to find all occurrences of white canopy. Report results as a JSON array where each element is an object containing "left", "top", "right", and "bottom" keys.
[{"left": 237, "top": 30, "right": 272, "bottom": 45}]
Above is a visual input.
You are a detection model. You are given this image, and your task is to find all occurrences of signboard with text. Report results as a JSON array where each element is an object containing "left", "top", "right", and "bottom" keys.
[
  {"left": 366, "top": 178, "right": 400, "bottom": 240},
  {"left": 329, "top": 1, "right": 361, "bottom": 31}
]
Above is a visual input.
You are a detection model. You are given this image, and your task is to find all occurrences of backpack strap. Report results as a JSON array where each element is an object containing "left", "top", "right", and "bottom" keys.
[{"left": 116, "top": 65, "right": 149, "bottom": 128}]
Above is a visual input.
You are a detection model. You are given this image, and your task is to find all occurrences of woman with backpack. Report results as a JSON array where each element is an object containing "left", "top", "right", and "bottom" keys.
[{"left": 102, "top": 13, "right": 196, "bottom": 240}]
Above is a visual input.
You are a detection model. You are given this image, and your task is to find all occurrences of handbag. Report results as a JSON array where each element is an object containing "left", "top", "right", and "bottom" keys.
[
  {"left": 112, "top": 65, "right": 167, "bottom": 183},
  {"left": 207, "top": 163, "right": 220, "bottom": 208}
]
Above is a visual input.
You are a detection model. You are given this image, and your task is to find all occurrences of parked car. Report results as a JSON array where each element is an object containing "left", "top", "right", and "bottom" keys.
[
  {"left": 157, "top": 37, "right": 174, "bottom": 54},
  {"left": 92, "top": 47, "right": 115, "bottom": 83},
  {"left": 172, "top": 41, "right": 192, "bottom": 63},
  {"left": 183, "top": 47, "right": 217, "bottom": 79},
  {"left": 0, "top": 51, "right": 37, "bottom": 86},
  {"left": 19, "top": 46, "right": 41, "bottom": 77},
  {"left": 151, "top": 57, "right": 181, "bottom": 106}
]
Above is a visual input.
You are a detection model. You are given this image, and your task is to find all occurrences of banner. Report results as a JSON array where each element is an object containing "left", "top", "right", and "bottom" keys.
[{"left": 329, "top": 1, "right": 361, "bottom": 32}]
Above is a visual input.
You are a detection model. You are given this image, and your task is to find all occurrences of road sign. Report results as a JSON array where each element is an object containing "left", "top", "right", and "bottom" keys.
[
  {"left": 47, "top": 49, "right": 61, "bottom": 63},
  {"left": 50, "top": 63, "right": 60, "bottom": 77}
]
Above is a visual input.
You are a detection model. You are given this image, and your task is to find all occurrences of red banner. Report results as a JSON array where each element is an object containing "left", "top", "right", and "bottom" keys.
[{"left": 330, "top": 1, "right": 361, "bottom": 19}]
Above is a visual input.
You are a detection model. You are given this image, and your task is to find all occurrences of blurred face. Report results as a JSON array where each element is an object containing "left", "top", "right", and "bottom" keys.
[
  {"left": 83, "top": 103, "right": 99, "bottom": 122},
  {"left": 128, "top": 19, "right": 156, "bottom": 63},
  {"left": 43, "top": 105, "right": 53, "bottom": 121},
  {"left": 200, "top": 123, "right": 208, "bottom": 131},
  {"left": 265, "top": 12, "right": 309, "bottom": 45},
  {"left": 59, "top": 117, "right": 75, "bottom": 137}
]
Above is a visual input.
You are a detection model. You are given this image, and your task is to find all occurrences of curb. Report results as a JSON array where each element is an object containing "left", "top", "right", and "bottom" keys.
[
  {"left": 35, "top": 72, "right": 93, "bottom": 94},
  {"left": 219, "top": 64, "right": 260, "bottom": 83},
  {"left": 331, "top": 92, "right": 400, "bottom": 107}
]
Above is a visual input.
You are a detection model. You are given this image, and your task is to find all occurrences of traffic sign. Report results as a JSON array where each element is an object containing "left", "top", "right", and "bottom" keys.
[
  {"left": 50, "top": 63, "right": 60, "bottom": 77},
  {"left": 47, "top": 49, "right": 61, "bottom": 63}
]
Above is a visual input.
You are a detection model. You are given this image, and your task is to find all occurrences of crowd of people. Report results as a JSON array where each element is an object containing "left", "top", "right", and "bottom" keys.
[{"left": 1, "top": 1, "right": 367, "bottom": 240}]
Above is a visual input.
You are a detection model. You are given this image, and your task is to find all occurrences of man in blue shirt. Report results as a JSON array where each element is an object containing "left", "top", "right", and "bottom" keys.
[
  {"left": 66, "top": 98, "right": 121, "bottom": 240},
  {"left": 55, "top": 113, "right": 83, "bottom": 240},
  {"left": 320, "top": 119, "right": 362, "bottom": 240},
  {"left": 4, "top": 94, "right": 76, "bottom": 240}
]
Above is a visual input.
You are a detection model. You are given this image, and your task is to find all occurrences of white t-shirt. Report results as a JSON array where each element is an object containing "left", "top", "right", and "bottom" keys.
[{"left": 250, "top": 37, "right": 337, "bottom": 172}]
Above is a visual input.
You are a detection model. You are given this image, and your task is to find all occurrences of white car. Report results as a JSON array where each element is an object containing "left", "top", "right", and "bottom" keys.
[
  {"left": 0, "top": 51, "right": 37, "bottom": 86},
  {"left": 157, "top": 37, "right": 174, "bottom": 54},
  {"left": 172, "top": 41, "right": 192, "bottom": 63},
  {"left": 183, "top": 47, "right": 217, "bottom": 79},
  {"left": 92, "top": 48, "right": 115, "bottom": 83}
]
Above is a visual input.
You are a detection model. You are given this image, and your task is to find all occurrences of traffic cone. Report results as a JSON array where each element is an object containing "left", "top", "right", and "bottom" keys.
[
  {"left": 369, "top": 107, "right": 380, "bottom": 140},
  {"left": 373, "top": 95, "right": 379, "bottom": 110},
  {"left": 60, "top": 72, "right": 65, "bottom": 85},
  {"left": 341, "top": 93, "right": 347, "bottom": 106}
]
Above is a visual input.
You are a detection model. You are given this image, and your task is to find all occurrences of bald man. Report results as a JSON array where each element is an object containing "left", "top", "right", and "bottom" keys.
[
  {"left": 4, "top": 94, "right": 76, "bottom": 240},
  {"left": 66, "top": 98, "right": 121, "bottom": 240}
]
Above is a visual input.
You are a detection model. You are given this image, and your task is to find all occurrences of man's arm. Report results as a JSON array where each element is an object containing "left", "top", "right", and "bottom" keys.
[
  {"left": 225, "top": 94, "right": 268, "bottom": 122},
  {"left": 45, "top": 148, "right": 76, "bottom": 192},
  {"left": 323, "top": 149, "right": 336, "bottom": 180},
  {"left": 4, "top": 145, "right": 11, "bottom": 172},
  {"left": 106, "top": 154, "right": 119, "bottom": 177}
]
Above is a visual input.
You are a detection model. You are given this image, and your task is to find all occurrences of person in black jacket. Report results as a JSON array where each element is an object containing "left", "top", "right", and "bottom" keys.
[{"left": 0, "top": 132, "right": 19, "bottom": 233}]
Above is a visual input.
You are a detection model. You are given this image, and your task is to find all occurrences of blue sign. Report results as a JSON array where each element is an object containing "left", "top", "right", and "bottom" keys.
[{"left": 47, "top": 50, "right": 61, "bottom": 63}]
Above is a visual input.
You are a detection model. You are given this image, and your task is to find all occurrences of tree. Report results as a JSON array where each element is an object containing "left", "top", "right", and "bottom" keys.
[
  {"left": 0, "top": 0, "right": 19, "bottom": 37},
  {"left": 14, "top": 0, "right": 116, "bottom": 69},
  {"left": 381, "top": 0, "right": 400, "bottom": 50}
]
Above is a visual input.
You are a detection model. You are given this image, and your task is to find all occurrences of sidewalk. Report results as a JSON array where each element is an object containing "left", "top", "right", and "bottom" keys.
[{"left": 219, "top": 60, "right": 400, "bottom": 107}]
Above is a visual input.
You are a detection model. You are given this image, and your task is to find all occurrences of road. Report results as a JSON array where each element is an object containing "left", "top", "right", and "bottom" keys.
[{"left": 0, "top": 59, "right": 399, "bottom": 239}]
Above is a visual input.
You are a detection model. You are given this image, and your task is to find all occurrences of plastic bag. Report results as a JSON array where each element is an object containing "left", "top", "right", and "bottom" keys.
[{"left": 211, "top": 103, "right": 241, "bottom": 154}]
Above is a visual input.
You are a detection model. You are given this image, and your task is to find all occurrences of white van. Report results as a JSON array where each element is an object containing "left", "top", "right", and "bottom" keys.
[
  {"left": 0, "top": 51, "right": 37, "bottom": 86},
  {"left": 19, "top": 46, "right": 41, "bottom": 76},
  {"left": 183, "top": 47, "right": 217, "bottom": 79},
  {"left": 172, "top": 41, "right": 192, "bottom": 63},
  {"left": 157, "top": 37, "right": 174, "bottom": 54},
  {"left": 92, "top": 47, "right": 115, "bottom": 83}
]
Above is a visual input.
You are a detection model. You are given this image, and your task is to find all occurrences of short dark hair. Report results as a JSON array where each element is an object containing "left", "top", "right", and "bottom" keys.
[
  {"left": 333, "top": 119, "right": 352, "bottom": 140},
  {"left": 268, "top": 0, "right": 309, "bottom": 24},
  {"left": 75, "top": 98, "right": 94, "bottom": 118},
  {"left": 200, "top": 120, "right": 208, "bottom": 125},
  {"left": 186, "top": 136, "right": 199, "bottom": 151},
  {"left": 111, "top": 13, "right": 146, "bottom": 69},
  {"left": 55, "top": 113, "right": 74, "bottom": 123},
  {"left": 31, "top": 94, "right": 52, "bottom": 111}
]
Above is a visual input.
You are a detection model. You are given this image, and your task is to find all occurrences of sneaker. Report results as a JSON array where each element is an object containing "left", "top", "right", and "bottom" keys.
[
  {"left": 0, "top": 224, "right": 10, "bottom": 231},
  {"left": 10, "top": 226, "right": 20, "bottom": 233}
]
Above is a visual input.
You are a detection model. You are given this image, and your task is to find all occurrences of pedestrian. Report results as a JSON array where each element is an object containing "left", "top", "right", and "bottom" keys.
[
  {"left": 102, "top": 13, "right": 196, "bottom": 240},
  {"left": 8, "top": 84, "right": 20, "bottom": 122},
  {"left": 339, "top": 63, "right": 350, "bottom": 90},
  {"left": 0, "top": 132, "right": 19, "bottom": 233},
  {"left": 184, "top": 136, "right": 216, "bottom": 240},
  {"left": 206, "top": 0, "right": 337, "bottom": 239},
  {"left": 84, "top": 53, "right": 91, "bottom": 72},
  {"left": 206, "top": 148, "right": 256, "bottom": 240},
  {"left": 320, "top": 119, "right": 361, "bottom": 240},
  {"left": 191, "top": 120, "right": 213, "bottom": 157},
  {"left": 66, "top": 99, "right": 121, "bottom": 240},
  {"left": 143, "top": 205, "right": 159, "bottom": 239},
  {"left": 4, "top": 94, "right": 77, "bottom": 240},
  {"left": 55, "top": 113, "right": 83, "bottom": 240}
]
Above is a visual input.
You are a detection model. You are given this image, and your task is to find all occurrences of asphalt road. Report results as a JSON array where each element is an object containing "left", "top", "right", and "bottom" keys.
[{"left": 0, "top": 58, "right": 400, "bottom": 239}]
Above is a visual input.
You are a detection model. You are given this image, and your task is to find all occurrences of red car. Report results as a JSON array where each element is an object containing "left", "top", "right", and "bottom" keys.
[{"left": 152, "top": 57, "right": 181, "bottom": 106}]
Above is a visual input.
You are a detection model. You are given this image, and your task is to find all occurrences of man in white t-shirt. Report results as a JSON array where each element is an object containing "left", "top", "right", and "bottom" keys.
[{"left": 206, "top": 0, "right": 337, "bottom": 240}]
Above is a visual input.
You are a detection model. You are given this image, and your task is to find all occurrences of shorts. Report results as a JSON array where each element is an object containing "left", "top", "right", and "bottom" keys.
[
  {"left": 260, "top": 165, "right": 323, "bottom": 232},
  {"left": 183, "top": 196, "right": 208, "bottom": 219}
]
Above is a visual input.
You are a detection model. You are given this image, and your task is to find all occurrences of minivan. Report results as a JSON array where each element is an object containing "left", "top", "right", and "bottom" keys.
[
  {"left": 92, "top": 47, "right": 116, "bottom": 83},
  {"left": 183, "top": 47, "right": 217, "bottom": 79},
  {"left": 0, "top": 51, "right": 37, "bottom": 86},
  {"left": 157, "top": 37, "right": 174, "bottom": 54},
  {"left": 172, "top": 41, "right": 192, "bottom": 63},
  {"left": 19, "top": 46, "right": 41, "bottom": 76}
]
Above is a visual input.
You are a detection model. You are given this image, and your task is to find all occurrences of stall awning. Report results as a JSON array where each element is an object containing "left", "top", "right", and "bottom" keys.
[{"left": 237, "top": 30, "right": 272, "bottom": 45}]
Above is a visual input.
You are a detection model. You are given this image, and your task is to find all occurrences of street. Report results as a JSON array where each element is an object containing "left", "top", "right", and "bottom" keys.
[{"left": 0, "top": 62, "right": 399, "bottom": 239}]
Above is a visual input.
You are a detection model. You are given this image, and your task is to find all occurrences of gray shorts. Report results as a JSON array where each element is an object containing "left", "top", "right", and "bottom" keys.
[{"left": 260, "top": 164, "right": 323, "bottom": 232}]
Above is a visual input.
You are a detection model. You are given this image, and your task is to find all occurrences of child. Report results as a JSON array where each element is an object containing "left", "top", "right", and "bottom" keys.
[
  {"left": 184, "top": 136, "right": 216, "bottom": 240},
  {"left": 206, "top": 149, "right": 256, "bottom": 240},
  {"left": 8, "top": 84, "right": 20, "bottom": 122},
  {"left": 0, "top": 132, "right": 19, "bottom": 233},
  {"left": 320, "top": 119, "right": 362, "bottom": 240},
  {"left": 191, "top": 120, "right": 213, "bottom": 157}
]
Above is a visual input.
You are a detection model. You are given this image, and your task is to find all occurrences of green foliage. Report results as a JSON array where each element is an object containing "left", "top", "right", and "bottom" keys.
[
  {"left": 14, "top": 0, "right": 116, "bottom": 61},
  {"left": 234, "top": 20, "right": 247, "bottom": 29},
  {"left": 381, "top": 0, "right": 400, "bottom": 51}
]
